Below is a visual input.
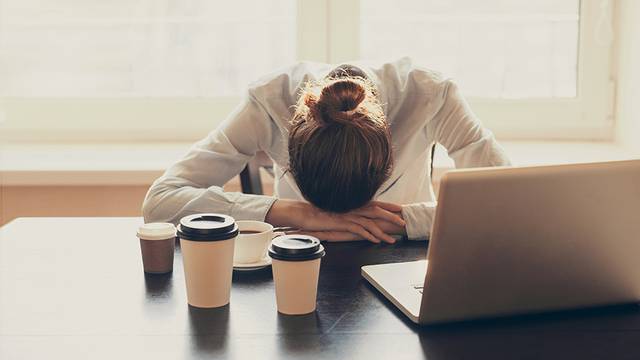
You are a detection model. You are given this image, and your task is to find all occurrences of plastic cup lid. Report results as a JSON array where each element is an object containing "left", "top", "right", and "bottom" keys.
[
  {"left": 268, "top": 235, "right": 325, "bottom": 261},
  {"left": 137, "top": 223, "right": 176, "bottom": 240},
  {"left": 177, "top": 213, "right": 238, "bottom": 241}
]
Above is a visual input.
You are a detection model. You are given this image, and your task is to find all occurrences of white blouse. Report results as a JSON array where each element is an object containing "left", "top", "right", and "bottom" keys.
[{"left": 143, "top": 57, "right": 511, "bottom": 239}]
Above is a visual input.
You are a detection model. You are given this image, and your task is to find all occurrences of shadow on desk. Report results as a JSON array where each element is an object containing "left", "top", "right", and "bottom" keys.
[
  {"left": 232, "top": 267, "right": 273, "bottom": 284},
  {"left": 418, "top": 304, "right": 640, "bottom": 359},
  {"left": 277, "top": 313, "right": 323, "bottom": 353},
  {"left": 144, "top": 272, "right": 174, "bottom": 300},
  {"left": 188, "top": 305, "right": 230, "bottom": 353},
  {"left": 363, "top": 276, "right": 640, "bottom": 330}
]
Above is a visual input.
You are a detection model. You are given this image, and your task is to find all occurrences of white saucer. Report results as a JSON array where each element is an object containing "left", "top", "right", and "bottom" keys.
[{"left": 233, "top": 256, "right": 272, "bottom": 271}]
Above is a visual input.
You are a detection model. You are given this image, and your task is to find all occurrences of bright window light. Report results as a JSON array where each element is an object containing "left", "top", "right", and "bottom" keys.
[
  {"left": 0, "top": 0, "right": 614, "bottom": 142},
  {"left": 0, "top": 0, "right": 297, "bottom": 97},
  {"left": 360, "top": 0, "right": 580, "bottom": 98}
]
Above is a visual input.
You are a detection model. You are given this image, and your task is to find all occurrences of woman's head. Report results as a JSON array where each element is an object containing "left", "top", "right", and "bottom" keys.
[{"left": 288, "top": 74, "right": 393, "bottom": 213}]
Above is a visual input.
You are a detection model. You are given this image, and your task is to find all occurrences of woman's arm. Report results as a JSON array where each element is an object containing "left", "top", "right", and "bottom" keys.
[
  {"left": 401, "top": 80, "right": 512, "bottom": 240},
  {"left": 266, "top": 199, "right": 406, "bottom": 244},
  {"left": 142, "top": 91, "right": 277, "bottom": 224},
  {"left": 428, "top": 80, "right": 511, "bottom": 168}
]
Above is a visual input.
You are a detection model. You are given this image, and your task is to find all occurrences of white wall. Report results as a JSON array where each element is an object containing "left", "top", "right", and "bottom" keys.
[{"left": 615, "top": 0, "right": 640, "bottom": 153}]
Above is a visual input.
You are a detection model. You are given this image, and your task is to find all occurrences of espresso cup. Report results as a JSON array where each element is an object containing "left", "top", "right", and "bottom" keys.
[
  {"left": 234, "top": 220, "right": 274, "bottom": 264},
  {"left": 136, "top": 222, "right": 176, "bottom": 274},
  {"left": 268, "top": 235, "right": 325, "bottom": 315},
  {"left": 178, "top": 213, "right": 238, "bottom": 308}
]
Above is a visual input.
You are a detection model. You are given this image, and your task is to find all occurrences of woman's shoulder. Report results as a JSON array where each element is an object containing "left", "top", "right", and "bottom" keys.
[{"left": 365, "top": 57, "right": 453, "bottom": 98}]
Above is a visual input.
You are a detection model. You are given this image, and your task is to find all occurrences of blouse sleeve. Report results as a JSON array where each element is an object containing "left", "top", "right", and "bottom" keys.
[
  {"left": 142, "top": 91, "right": 278, "bottom": 224},
  {"left": 402, "top": 80, "right": 511, "bottom": 240}
]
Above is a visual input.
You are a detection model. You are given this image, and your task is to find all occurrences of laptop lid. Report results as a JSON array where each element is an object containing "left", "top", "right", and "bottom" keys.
[{"left": 419, "top": 160, "right": 640, "bottom": 324}]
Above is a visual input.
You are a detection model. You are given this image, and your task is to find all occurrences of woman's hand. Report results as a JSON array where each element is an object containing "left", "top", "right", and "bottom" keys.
[
  {"left": 296, "top": 215, "right": 406, "bottom": 243},
  {"left": 266, "top": 199, "right": 406, "bottom": 244}
]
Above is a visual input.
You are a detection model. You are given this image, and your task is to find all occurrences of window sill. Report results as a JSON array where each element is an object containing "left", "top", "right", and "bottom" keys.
[
  {"left": 0, "top": 143, "right": 191, "bottom": 186},
  {"left": 1, "top": 141, "right": 637, "bottom": 186}
]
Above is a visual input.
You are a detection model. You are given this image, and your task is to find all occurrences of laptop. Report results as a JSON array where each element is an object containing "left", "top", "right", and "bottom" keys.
[{"left": 362, "top": 160, "right": 640, "bottom": 325}]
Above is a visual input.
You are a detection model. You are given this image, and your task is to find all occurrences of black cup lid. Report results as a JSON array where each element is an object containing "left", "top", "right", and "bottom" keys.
[
  {"left": 268, "top": 235, "right": 325, "bottom": 261},
  {"left": 177, "top": 213, "right": 238, "bottom": 241}
]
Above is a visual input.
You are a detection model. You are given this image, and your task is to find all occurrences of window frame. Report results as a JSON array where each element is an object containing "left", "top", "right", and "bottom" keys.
[
  {"left": 329, "top": 0, "right": 615, "bottom": 140},
  {"left": 0, "top": 0, "right": 615, "bottom": 142}
]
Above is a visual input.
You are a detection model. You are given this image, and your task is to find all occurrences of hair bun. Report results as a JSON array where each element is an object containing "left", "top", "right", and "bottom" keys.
[{"left": 314, "top": 79, "right": 367, "bottom": 125}]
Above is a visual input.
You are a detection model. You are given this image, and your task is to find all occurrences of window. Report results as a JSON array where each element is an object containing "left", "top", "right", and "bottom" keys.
[
  {"left": 361, "top": 0, "right": 580, "bottom": 99},
  {"left": 0, "top": 0, "right": 614, "bottom": 142},
  {"left": 331, "top": 0, "right": 615, "bottom": 140},
  {"left": 0, "top": 0, "right": 296, "bottom": 97},
  {"left": 0, "top": 0, "right": 297, "bottom": 141}
]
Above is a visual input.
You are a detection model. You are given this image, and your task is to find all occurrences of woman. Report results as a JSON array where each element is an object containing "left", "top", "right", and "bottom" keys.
[{"left": 143, "top": 57, "right": 510, "bottom": 243}]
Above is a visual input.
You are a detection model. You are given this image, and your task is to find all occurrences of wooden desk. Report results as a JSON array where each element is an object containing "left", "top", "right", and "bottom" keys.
[{"left": 1, "top": 218, "right": 640, "bottom": 359}]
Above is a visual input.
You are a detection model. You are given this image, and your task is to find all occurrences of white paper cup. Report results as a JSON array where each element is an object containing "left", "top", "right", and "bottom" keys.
[
  {"left": 178, "top": 214, "right": 238, "bottom": 308},
  {"left": 181, "top": 238, "right": 235, "bottom": 308},
  {"left": 272, "top": 258, "right": 322, "bottom": 314},
  {"left": 268, "top": 235, "right": 325, "bottom": 315},
  {"left": 234, "top": 220, "right": 274, "bottom": 264}
]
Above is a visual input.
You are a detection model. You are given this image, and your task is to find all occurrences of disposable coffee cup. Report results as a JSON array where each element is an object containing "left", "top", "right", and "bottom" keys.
[
  {"left": 136, "top": 223, "right": 176, "bottom": 274},
  {"left": 178, "top": 213, "right": 238, "bottom": 308},
  {"left": 234, "top": 220, "right": 275, "bottom": 264},
  {"left": 268, "top": 235, "right": 325, "bottom": 315}
]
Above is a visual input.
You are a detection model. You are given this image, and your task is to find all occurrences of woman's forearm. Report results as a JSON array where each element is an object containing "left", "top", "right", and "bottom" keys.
[
  {"left": 401, "top": 202, "right": 437, "bottom": 240},
  {"left": 143, "top": 176, "right": 276, "bottom": 224},
  {"left": 264, "top": 199, "right": 310, "bottom": 228},
  {"left": 265, "top": 198, "right": 407, "bottom": 243}
]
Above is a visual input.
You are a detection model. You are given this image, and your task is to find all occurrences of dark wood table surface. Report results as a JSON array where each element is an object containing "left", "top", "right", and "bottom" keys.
[{"left": 1, "top": 217, "right": 640, "bottom": 360}]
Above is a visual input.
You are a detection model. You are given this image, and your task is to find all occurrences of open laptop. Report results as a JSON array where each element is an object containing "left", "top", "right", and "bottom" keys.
[{"left": 362, "top": 160, "right": 640, "bottom": 325}]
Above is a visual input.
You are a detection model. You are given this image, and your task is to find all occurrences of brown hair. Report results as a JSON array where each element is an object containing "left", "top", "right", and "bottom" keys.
[{"left": 288, "top": 76, "right": 393, "bottom": 213}]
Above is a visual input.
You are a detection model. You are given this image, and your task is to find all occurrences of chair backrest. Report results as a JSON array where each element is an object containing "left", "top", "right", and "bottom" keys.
[{"left": 240, "top": 151, "right": 273, "bottom": 195}]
